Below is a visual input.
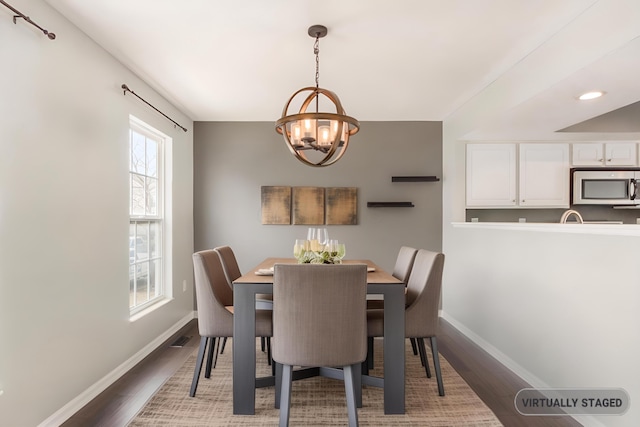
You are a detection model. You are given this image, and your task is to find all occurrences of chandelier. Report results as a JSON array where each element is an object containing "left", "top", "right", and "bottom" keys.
[{"left": 275, "top": 25, "right": 360, "bottom": 167}]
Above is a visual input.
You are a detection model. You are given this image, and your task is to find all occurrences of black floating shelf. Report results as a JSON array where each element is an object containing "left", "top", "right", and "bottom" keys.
[
  {"left": 392, "top": 176, "right": 440, "bottom": 182},
  {"left": 367, "top": 202, "right": 415, "bottom": 208}
]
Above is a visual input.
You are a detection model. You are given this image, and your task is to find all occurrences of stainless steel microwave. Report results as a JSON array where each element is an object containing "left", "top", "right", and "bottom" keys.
[{"left": 572, "top": 168, "right": 640, "bottom": 205}]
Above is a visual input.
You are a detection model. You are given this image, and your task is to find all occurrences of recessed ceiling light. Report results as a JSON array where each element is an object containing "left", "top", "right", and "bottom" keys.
[{"left": 578, "top": 91, "right": 605, "bottom": 100}]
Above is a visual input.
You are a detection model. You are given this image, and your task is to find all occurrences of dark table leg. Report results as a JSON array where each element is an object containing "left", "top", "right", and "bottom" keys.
[
  {"left": 382, "top": 284, "right": 405, "bottom": 414},
  {"left": 233, "top": 284, "right": 257, "bottom": 415}
]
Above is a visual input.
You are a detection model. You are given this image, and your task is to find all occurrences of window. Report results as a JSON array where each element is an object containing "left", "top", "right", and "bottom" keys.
[{"left": 129, "top": 117, "right": 167, "bottom": 314}]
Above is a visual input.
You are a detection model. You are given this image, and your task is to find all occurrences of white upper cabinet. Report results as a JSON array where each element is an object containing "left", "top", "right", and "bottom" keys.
[
  {"left": 466, "top": 144, "right": 516, "bottom": 207},
  {"left": 519, "top": 143, "right": 570, "bottom": 207},
  {"left": 572, "top": 142, "right": 637, "bottom": 166}
]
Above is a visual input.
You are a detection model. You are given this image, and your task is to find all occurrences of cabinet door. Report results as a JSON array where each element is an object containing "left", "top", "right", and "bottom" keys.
[
  {"left": 519, "top": 143, "right": 569, "bottom": 207},
  {"left": 572, "top": 142, "right": 637, "bottom": 166},
  {"left": 466, "top": 144, "right": 516, "bottom": 207},
  {"left": 572, "top": 143, "right": 604, "bottom": 166},
  {"left": 605, "top": 142, "right": 637, "bottom": 166}
]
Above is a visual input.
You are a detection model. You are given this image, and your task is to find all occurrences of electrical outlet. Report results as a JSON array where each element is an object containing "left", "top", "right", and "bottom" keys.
[
  {"left": 182, "top": 280, "right": 187, "bottom": 292},
  {"left": 519, "top": 218, "right": 526, "bottom": 223}
]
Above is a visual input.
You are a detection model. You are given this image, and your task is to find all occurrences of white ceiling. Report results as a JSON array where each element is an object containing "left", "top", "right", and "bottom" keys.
[{"left": 45, "top": 0, "right": 640, "bottom": 139}]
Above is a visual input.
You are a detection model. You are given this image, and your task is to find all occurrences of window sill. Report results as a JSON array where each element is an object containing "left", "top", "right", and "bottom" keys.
[{"left": 129, "top": 297, "right": 174, "bottom": 322}]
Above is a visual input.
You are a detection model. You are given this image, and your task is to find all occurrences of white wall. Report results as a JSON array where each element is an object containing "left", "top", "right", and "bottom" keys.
[
  {"left": 443, "top": 226, "right": 640, "bottom": 427},
  {"left": 441, "top": 2, "right": 640, "bottom": 426},
  {"left": 0, "top": 1, "right": 194, "bottom": 425}
]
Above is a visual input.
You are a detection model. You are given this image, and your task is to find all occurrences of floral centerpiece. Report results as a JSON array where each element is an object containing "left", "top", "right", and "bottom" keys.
[{"left": 294, "top": 239, "right": 345, "bottom": 264}]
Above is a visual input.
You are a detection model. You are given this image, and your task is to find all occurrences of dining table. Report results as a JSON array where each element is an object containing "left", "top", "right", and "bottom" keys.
[{"left": 232, "top": 257, "right": 405, "bottom": 415}]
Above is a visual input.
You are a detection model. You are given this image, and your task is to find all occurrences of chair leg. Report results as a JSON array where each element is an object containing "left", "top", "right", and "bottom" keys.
[
  {"left": 343, "top": 364, "right": 359, "bottom": 427},
  {"left": 416, "top": 337, "right": 426, "bottom": 366},
  {"left": 269, "top": 339, "right": 276, "bottom": 377},
  {"left": 266, "top": 337, "right": 272, "bottom": 365},
  {"left": 204, "top": 337, "right": 216, "bottom": 378},
  {"left": 279, "top": 364, "right": 293, "bottom": 427},
  {"left": 367, "top": 337, "right": 374, "bottom": 369},
  {"left": 430, "top": 337, "right": 445, "bottom": 396},
  {"left": 274, "top": 362, "right": 282, "bottom": 409},
  {"left": 189, "top": 336, "right": 208, "bottom": 397},
  {"left": 361, "top": 358, "right": 369, "bottom": 376},
  {"left": 352, "top": 362, "right": 363, "bottom": 408},
  {"left": 219, "top": 337, "right": 227, "bottom": 354},
  {"left": 417, "top": 338, "right": 432, "bottom": 378},
  {"left": 410, "top": 337, "right": 418, "bottom": 355},
  {"left": 261, "top": 336, "right": 266, "bottom": 352},
  {"left": 212, "top": 336, "right": 221, "bottom": 369}
]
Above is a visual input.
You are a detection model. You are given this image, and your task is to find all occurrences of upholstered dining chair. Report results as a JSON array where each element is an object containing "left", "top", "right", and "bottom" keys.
[
  {"left": 367, "top": 249, "right": 446, "bottom": 396},
  {"left": 272, "top": 264, "right": 368, "bottom": 427},
  {"left": 367, "top": 246, "right": 419, "bottom": 365},
  {"left": 189, "top": 249, "right": 273, "bottom": 397},
  {"left": 213, "top": 245, "right": 272, "bottom": 362},
  {"left": 367, "top": 246, "right": 417, "bottom": 309}
]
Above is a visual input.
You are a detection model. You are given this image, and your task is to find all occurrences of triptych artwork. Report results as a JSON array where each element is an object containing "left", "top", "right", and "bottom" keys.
[{"left": 261, "top": 186, "right": 358, "bottom": 225}]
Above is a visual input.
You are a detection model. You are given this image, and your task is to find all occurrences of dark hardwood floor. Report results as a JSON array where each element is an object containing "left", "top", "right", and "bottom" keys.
[
  {"left": 61, "top": 319, "right": 582, "bottom": 426},
  {"left": 437, "top": 320, "right": 581, "bottom": 427}
]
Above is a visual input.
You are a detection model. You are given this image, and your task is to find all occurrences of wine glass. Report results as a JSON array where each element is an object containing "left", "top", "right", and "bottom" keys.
[
  {"left": 293, "top": 239, "right": 305, "bottom": 259},
  {"left": 307, "top": 227, "right": 316, "bottom": 241},
  {"left": 336, "top": 243, "right": 346, "bottom": 262},
  {"left": 307, "top": 228, "right": 319, "bottom": 252},
  {"left": 316, "top": 228, "right": 329, "bottom": 250}
]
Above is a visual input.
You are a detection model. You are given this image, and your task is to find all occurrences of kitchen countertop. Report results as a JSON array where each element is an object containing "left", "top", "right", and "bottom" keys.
[{"left": 452, "top": 221, "right": 640, "bottom": 236}]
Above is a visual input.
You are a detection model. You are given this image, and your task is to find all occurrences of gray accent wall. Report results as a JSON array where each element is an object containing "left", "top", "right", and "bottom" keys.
[{"left": 194, "top": 121, "right": 442, "bottom": 273}]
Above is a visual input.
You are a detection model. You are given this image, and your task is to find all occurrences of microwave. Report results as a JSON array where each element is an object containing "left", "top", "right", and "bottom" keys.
[{"left": 572, "top": 168, "right": 640, "bottom": 205}]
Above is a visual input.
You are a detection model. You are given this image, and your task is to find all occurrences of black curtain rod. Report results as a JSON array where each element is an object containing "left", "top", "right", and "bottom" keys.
[
  {"left": 0, "top": 0, "right": 55, "bottom": 39},
  {"left": 122, "top": 84, "right": 188, "bottom": 133}
]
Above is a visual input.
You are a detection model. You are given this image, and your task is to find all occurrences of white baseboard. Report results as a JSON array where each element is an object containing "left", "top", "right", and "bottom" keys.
[
  {"left": 440, "top": 311, "right": 605, "bottom": 427},
  {"left": 441, "top": 311, "right": 545, "bottom": 387},
  {"left": 38, "top": 311, "right": 196, "bottom": 427}
]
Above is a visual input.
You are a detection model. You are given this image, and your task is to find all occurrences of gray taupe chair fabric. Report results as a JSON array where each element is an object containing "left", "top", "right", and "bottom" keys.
[
  {"left": 273, "top": 264, "right": 368, "bottom": 427},
  {"left": 215, "top": 245, "right": 273, "bottom": 309},
  {"left": 189, "top": 249, "right": 272, "bottom": 397},
  {"left": 367, "top": 246, "right": 417, "bottom": 310},
  {"left": 392, "top": 246, "right": 419, "bottom": 283},
  {"left": 367, "top": 249, "right": 446, "bottom": 396},
  {"left": 213, "top": 245, "right": 272, "bottom": 361}
]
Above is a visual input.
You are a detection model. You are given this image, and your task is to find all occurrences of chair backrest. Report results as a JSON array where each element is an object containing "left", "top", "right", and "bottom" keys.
[
  {"left": 272, "top": 264, "right": 368, "bottom": 367},
  {"left": 214, "top": 245, "right": 242, "bottom": 288},
  {"left": 404, "top": 249, "right": 445, "bottom": 338},
  {"left": 192, "top": 250, "right": 234, "bottom": 337},
  {"left": 392, "top": 246, "right": 418, "bottom": 283}
]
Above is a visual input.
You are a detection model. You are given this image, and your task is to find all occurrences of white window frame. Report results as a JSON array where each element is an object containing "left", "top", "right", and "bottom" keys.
[{"left": 129, "top": 116, "right": 170, "bottom": 316}]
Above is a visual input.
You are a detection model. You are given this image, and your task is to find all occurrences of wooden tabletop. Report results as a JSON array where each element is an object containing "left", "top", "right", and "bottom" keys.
[{"left": 234, "top": 257, "right": 402, "bottom": 285}]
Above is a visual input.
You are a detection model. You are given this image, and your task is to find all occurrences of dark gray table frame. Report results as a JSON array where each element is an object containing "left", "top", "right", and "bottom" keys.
[{"left": 232, "top": 262, "right": 405, "bottom": 415}]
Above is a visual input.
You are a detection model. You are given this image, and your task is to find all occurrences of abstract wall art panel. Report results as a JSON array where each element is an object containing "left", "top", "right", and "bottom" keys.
[
  {"left": 326, "top": 187, "right": 358, "bottom": 225},
  {"left": 261, "top": 186, "right": 291, "bottom": 224},
  {"left": 292, "top": 186, "right": 325, "bottom": 225}
]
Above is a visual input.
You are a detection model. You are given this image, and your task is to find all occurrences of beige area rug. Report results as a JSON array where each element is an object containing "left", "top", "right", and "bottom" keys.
[{"left": 129, "top": 338, "right": 503, "bottom": 426}]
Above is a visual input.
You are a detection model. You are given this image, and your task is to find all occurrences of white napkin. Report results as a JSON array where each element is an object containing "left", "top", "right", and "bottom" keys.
[{"left": 255, "top": 267, "right": 274, "bottom": 276}]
